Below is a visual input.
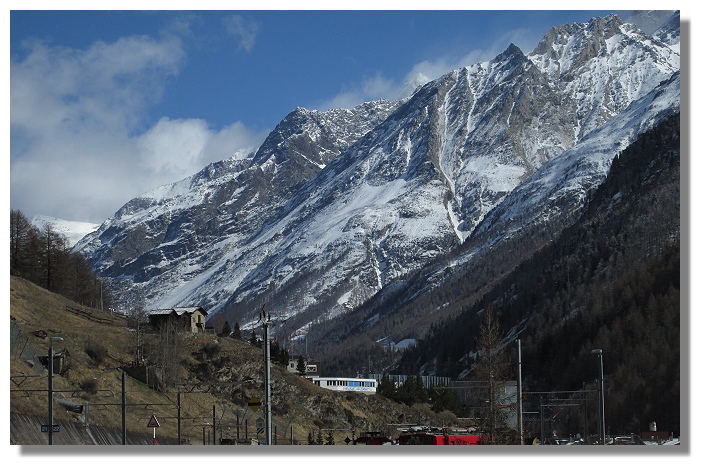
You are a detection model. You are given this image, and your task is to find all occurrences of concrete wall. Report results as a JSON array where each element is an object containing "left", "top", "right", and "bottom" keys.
[{"left": 10, "top": 414, "right": 180, "bottom": 445}]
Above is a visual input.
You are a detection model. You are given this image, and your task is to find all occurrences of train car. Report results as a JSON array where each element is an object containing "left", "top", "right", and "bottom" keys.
[
  {"left": 398, "top": 428, "right": 486, "bottom": 445},
  {"left": 308, "top": 377, "right": 378, "bottom": 394},
  {"left": 353, "top": 432, "right": 394, "bottom": 445}
]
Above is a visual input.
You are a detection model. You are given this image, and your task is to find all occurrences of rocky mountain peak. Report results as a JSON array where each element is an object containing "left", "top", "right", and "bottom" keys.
[
  {"left": 78, "top": 14, "right": 680, "bottom": 342},
  {"left": 500, "top": 42, "right": 524, "bottom": 58},
  {"left": 530, "top": 14, "right": 624, "bottom": 78}
]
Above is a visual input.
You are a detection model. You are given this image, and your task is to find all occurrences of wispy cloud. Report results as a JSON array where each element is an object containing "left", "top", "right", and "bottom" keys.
[
  {"left": 315, "top": 39, "right": 521, "bottom": 112},
  {"left": 11, "top": 32, "right": 267, "bottom": 223},
  {"left": 617, "top": 10, "right": 677, "bottom": 34},
  {"left": 316, "top": 73, "right": 398, "bottom": 111},
  {"left": 136, "top": 118, "right": 266, "bottom": 178},
  {"left": 223, "top": 15, "right": 262, "bottom": 52}
]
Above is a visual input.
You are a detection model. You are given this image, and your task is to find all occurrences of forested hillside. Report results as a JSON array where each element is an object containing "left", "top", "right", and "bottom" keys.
[
  {"left": 394, "top": 113, "right": 680, "bottom": 436},
  {"left": 10, "top": 210, "right": 110, "bottom": 309}
]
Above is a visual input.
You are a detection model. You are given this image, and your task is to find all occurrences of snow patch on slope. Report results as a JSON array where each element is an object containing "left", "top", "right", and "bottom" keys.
[{"left": 31, "top": 215, "right": 99, "bottom": 248}]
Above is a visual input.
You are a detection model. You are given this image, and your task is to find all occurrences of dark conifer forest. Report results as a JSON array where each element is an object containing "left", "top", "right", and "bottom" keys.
[{"left": 391, "top": 113, "right": 680, "bottom": 436}]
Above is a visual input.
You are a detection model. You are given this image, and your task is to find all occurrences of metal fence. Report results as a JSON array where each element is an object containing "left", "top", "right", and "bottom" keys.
[
  {"left": 10, "top": 321, "right": 45, "bottom": 374},
  {"left": 368, "top": 374, "right": 453, "bottom": 389}
]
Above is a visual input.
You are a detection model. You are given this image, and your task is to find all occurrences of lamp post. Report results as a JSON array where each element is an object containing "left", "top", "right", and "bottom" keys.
[
  {"left": 177, "top": 386, "right": 185, "bottom": 445},
  {"left": 48, "top": 336, "right": 64, "bottom": 445},
  {"left": 517, "top": 339, "right": 523, "bottom": 445},
  {"left": 591, "top": 349, "right": 606, "bottom": 445},
  {"left": 236, "top": 408, "right": 244, "bottom": 442},
  {"left": 263, "top": 317, "right": 272, "bottom": 445}
]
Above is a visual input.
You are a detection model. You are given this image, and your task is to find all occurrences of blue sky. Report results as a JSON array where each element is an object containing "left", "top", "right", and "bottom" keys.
[{"left": 12, "top": 7, "right": 672, "bottom": 224}]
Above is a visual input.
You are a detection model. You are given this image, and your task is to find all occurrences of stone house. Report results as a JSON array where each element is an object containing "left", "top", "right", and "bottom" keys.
[{"left": 147, "top": 307, "right": 208, "bottom": 334}]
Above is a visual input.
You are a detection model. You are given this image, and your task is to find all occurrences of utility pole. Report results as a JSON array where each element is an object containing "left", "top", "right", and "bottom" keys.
[
  {"left": 177, "top": 387, "right": 182, "bottom": 445},
  {"left": 47, "top": 337, "right": 63, "bottom": 445},
  {"left": 583, "top": 385, "right": 589, "bottom": 443},
  {"left": 592, "top": 349, "right": 606, "bottom": 445},
  {"left": 261, "top": 306, "right": 273, "bottom": 445},
  {"left": 516, "top": 339, "right": 523, "bottom": 445},
  {"left": 121, "top": 370, "right": 126, "bottom": 445},
  {"left": 540, "top": 395, "right": 544, "bottom": 444},
  {"left": 489, "top": 373, "right": 494, "bottom": 443}
]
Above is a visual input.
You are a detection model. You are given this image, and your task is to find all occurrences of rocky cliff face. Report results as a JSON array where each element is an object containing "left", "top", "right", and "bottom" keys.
[
  {"left": 78, "top": 13, "right": 680, "bottom": 340},
  {"left": 77, "top": 100, "right": 399, "bottom": 310},
  {"left": 528, "top": 14, "right": 679, "bottom": 141}
]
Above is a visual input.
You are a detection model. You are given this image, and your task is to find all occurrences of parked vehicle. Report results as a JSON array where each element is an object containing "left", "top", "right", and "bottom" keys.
[{"left": 397, "top": 426, "right": 487, "bottom": 445}]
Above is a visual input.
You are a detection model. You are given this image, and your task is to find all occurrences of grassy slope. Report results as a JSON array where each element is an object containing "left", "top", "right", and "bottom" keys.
[{"left": 10, "top": 276, "right": 461, "bottom": 445}]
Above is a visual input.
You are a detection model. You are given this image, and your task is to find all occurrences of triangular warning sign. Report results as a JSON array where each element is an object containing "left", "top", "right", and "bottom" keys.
[{"left": 147, "top": 414, "right": 160, "bottom": 427}]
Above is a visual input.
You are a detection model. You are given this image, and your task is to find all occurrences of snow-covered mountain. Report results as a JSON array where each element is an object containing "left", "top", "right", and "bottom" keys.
[
  {"left": 31, "top": 215, "right": 99, "bottom": 248},
  {"left": 76, "top": 100, "right": 400, "bottom": 310},
  {"left": 77, "top": 12, "right": 680, "bottom": 338}
]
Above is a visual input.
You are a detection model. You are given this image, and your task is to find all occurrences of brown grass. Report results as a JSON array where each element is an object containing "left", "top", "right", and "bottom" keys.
[{"left": 10, "top": 275, "right": 465, "bottom": 445}]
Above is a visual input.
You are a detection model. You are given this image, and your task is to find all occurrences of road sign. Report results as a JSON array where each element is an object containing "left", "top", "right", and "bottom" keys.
[
  {"left": 41, "top": 425, "right": 60, "bottom": 433},
  {"left": 248, "top": 396, "right": 261, "bottom": 412},
  {"left": 147, "top": 414, "right": 160, "bottom": 428},
  {"left": 256, "top": 417, "right": 264, "bottom": 435}
]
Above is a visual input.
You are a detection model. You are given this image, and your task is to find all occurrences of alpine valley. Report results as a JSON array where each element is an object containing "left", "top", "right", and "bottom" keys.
[{"left": 76, "top": 11, "right": 681, "bottom": 421}]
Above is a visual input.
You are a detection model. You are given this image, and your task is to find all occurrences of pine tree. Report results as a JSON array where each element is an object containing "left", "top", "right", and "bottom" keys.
[
  {"left": 296, "top": 355, "right": 306, "bottom": 375},
  {"left": 377, "top": 374, "right": 396, "bottom": 398},
  {"left": 429, "top": 386, "right": 460, "bottom": 413},
  {"left": 415, "top": 374, "right": 428, "bottom": 403},
  {"left": 219, "top": 321, "right": 232, "bottom": 337}
]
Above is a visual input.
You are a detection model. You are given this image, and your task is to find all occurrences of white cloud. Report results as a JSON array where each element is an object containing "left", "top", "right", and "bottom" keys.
[
  {"left": 223, "top": 15, "right": 261, "bottom": 52},
  {"left": 313, "top": 57, "right": 465, "bottom": 111},
  {"left": 10, "top": 33, "right": 266, "bottom": 224},
  {"left": 617, "top": 10, "right": 677, "bottom": 35},
  {"left": 317, "top": 73, "right": 398, "bottom": 111},
  {"left": 12, "top": 35, "right": 184, "bottom": 134},
  {"left": 138, "top": 117, "right": 213, "bottom": 176},
  {"left": 316, "top": 28, "right": 536, "bottom": 112},
  {"left": 137, "top": 117, "right": 266, "bottom": 179},
  {"left": 202, "top": 121, "right": 268, "bottom": 163}
]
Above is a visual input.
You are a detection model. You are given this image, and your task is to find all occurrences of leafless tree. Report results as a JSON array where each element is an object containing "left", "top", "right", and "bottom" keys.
[{"left": 473, "top": 308, "right": 512, "bottom": 443}]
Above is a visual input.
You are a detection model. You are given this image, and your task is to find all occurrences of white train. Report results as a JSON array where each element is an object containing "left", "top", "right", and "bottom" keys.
[{"left": 308, "top": 377, "right": 378, "bottom": 394}]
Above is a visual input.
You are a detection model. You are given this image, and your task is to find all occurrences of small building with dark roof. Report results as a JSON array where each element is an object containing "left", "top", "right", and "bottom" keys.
[{"left": 147, "top": 307, "right": 208, "bottom": 334}]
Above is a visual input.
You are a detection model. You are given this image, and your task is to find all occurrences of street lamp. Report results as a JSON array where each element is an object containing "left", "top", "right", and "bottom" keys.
[
  {"left": 48, "top": 336, "right": 64, "bottom": 445},
  {"left": 591, "top": 349, "right": 606, "bottom": 445},
  {"left": 177, "top": 385, "right": 185, "bottom": 445},
  {"left": 235, "top": 408, "right": 245, "bottom": 442}
]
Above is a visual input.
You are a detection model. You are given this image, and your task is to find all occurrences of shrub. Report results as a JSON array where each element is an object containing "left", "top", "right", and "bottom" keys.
[
  {"left": 201, "top": 342, "right": 221, "bottom": 359},
  {"left": 81, "top": 378, "right": 99, "bottom": 394},
  {"left": 84, "top": 340, "right": 109, "bottom": 364}
]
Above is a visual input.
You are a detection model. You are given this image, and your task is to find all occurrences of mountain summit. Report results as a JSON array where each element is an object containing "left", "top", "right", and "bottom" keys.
[{"left": 77, "top": 13, "right": 680, "bottom": 343}]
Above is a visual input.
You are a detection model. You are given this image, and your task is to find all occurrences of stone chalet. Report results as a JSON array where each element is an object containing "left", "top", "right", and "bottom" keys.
[{"left": 147, "top": 307, "right": 208, "bottom": 334}]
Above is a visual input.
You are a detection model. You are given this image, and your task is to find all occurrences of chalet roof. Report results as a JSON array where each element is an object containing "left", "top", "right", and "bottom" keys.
[
  {"left": 147, "top": 306, "right": 208, "bottom": 317},
  {"left": 174, "top": 306, "right": 208, "bottom": 317},
  {"left": 147, "top": 308, "right": 176, "bottom": 316}
]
